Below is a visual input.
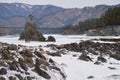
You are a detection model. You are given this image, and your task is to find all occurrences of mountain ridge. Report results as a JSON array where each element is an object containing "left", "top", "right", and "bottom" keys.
[{"left": 0, "top": 3, "right": 119, "bottom": 28}]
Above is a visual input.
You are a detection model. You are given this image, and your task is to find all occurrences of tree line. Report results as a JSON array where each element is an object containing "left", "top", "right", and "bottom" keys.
[{"left": 63, "top": 7, "right": 120, "bottom": 32}]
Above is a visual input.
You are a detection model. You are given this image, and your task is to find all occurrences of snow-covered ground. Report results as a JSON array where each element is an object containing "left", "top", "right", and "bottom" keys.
[
  {"left": 1, "top": 34, "right": 120, "bottom": 46},
  {"left": 0, "top": 34, "right": 120, "bottom": 80}
]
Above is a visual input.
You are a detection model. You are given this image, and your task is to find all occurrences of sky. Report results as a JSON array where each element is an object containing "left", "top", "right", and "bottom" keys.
[{"left": 0, "top": 0, "right": 120, "bottom": 8}]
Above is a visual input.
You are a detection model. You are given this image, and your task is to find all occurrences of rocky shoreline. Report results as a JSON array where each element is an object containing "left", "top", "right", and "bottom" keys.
[
  {"left": 56, "top": 40, "right": 120, "bottom": 62},
  {"left": 0, "top": 38, "right": 120, "bottom": 80},
  {"left": 0, "top": 42, "right": 66, "bottom": 80}
]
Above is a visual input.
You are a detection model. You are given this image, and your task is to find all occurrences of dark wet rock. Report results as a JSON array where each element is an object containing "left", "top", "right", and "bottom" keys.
[
  {"left": 9, "top": 61, "right": 18, "bottom": 71},
  {"left": 9, "top": 76, "right": 16, "bottom": 80},
  {"left": 73, "top": 54, "right": 78, "bottom": 57},
  {"left": 35, "top": 59, "right": 51, "bottom": 79},
  {"left": 1, "top": 49, "right": 14, "bottom": 60},
  {"left": 78, "top": 53, "right": 92, "bottom": 61},
  {"left": 94, "top": 61, "right": 101, "bottom": 65},
  {"left": 35, "top": 58, "right": 49, "bottom": 67},
  {"left": 51, "top": 66, "right": 61, "bottom": 71},
  {"left": 0, "top": 77, "right": 5, "bottom": 80},
  {"left": 19, "top": 16, "right": 45, "bottom": 42},
  {"left": 97, "top": 56, "right": 107, "bottom": 62},
  {"left": 87, "top": 76, "right": 94, "bottom": 79},
  {"left": 0, "top": 42, "right": 66, "bottom": 80},
  {"left": 110, "top": 54, "right": 120, "bottom": 60},
  {"left": 24, "top": 57, "right": 34, "bottom": 67},
  {"left": 46, "top": 44, "right": 57, "bottom": 47},
  {"left": 15, "top": 74, "right": 24, "bottom": 80},
  {"left": 0, "top": 61, "right": 7, "bottom": 67},
  {"left": 49, "top": 58, "right": 55, "bottom": 64},
  {"left": 24, "top": 76, "right": 32, "bottom": 80},
  {"left": 35, "top": 67, "right": 51, "bottom": 79},
  {"left": 47, "top": 51, "right": 62, "bottom": 57},
  {"left": 19, "top": 58, "right": 28, "bottom": 71},
  {"left": 34, "top": 51, "right": 46, "bottom": 59},
  {"left": 0, "top": 68, "right": 7, "bottom": 75},
  {"left": 108, "top": 67, "right": 116, "bottom": 70},
  {"left": 7, "top": 44, "right": 17, "bottom": 50},
  {"left": 47, "top": 36, "right": 56, "bottom": 42},
  {"left": 40, "top": 59, "right": 49, "bottom": 66},
  {"left": 62, "top": 43, "right": 80, "bottom": 52},
  {"left": 19, "top": 50, "right": 33, "bottom": 57}
]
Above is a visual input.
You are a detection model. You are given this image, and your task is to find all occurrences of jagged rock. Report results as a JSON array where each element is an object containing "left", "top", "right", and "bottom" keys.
[
  {"left": 15, "top": 74, "right": 24, "bottom": 80},
  {"left": 19, "top": 50, "right": 33, "bottom": 57},
  {"left": 49, "top": 58, "right": 55, "bottom": 64},
  {"left": 87, "top": 76, "right": 94, "bottom": 79},
  {"left": 9, "top": 61, "right": 18, "bottom": 71},
  {"left": 24, "top": 57, "right": 34, "bottom": 67},
  {"left": 108, "top": 67, "right": 116, "bottom": 70},
  {"left": 51, "top": 66, "right": 61, "bottom": 71},
  {"left": 39, "top": 59, "right": 49, "bottom": 66},
  {"left": 35, "top": 66, "right": 51, "bottom": 79},
  {"left": 35, "top": 58, "right": 49, "bottom": 66},
  {"left": 0, "top": 68, "right": 7, "bottom": 75},
  {"left": 19, "top": 58, "right": 28, "bottom": 71},
  {"left": 97, "top": 56, "right": 107, "bottom": 62},
  {"left": 110, "top": 54, "right": 120, "bottom": 60},
  {"left": 7, "top": 44, "right": 17, "bottom": 50},
  {"left": 35, "top": 59, "right": 51, "bottom": 79},
  {"left": 47, "top": 51, "right": 62, "bottom": 57},
  {"left": 34, "top": 51, "right": 46, "bottom": 59},
  {"left": 9, "top": 76, "right": 16, "bottom": 80},
  {"left": 78, "top": 53, "right": 92, "bottom": 61},
  {"left": 0, "top": 42, "right": 66, "bottom": 80},
  {"left": 46, "top": 44, "right": 57, "bottom": 47},
  {"left": 2, "top": 51, "right": 10, "bottom": 60},
  {"left": 0, "top": 61, "right": 7, "bottom": 67},
  {"left": 94, "top": 61, "right": 101, "bottom": 65},
  {"left": 24, "top": 76, "right": 32, "bottom": 80},
  {"left": 0, "top": 77, "right": 5, "bottom": 80},
  {"left": 19, "top": 15, "right": 45, "bottom": 42},
  {"left": 47, "top": 36, "right": 56, "bottom": 42}
]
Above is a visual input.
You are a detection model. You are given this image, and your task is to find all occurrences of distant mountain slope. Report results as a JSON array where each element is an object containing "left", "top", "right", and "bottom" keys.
[{"left": 0, "top": 3, "right": 119, "bottom": 28}]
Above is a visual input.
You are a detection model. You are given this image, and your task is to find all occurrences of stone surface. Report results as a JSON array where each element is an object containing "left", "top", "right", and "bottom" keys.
[
  {"left": 19, "top": 21, "right": 45, "bottom": 42},
  {"left": 47, "top": 36, "right": 56, "bottom": 42}
]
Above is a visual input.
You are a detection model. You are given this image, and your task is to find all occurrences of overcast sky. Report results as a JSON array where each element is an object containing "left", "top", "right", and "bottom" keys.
[{"left": 0, "top": 0, "right": 120, "bottom": 8}]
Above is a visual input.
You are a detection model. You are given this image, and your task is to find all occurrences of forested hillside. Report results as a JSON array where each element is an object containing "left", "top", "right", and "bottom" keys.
[{"left": 63, "top": 7, "right": 120, "bottom": 35}]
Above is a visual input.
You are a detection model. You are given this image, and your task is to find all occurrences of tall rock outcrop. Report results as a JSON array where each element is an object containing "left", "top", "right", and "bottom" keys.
[{"left": 19, "top": 14, "right": 45, "bottom": 42}]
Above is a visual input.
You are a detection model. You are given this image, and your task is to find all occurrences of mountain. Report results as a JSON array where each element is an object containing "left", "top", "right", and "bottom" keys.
[
  {"left": 0, "top": 3, "right": 64, "bottom": 28},
  {"left": 0, "top": 3, "right": 119, "bottom": 29}
]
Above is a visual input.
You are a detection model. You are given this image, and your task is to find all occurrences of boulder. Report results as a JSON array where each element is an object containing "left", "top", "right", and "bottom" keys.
[
  {"left": 35, "top": 59, "right": 51, "bottom": 79},
  {"left": 87, "top": 76, "right": 94, "bottom": 79},
  {"left": 7, "top": 44, "right": 17, "bottom": 50},
  {"left": 2, "top": 50, "right": 11, "bottom": 60},
  {"left": 97, "top": 56, "right": 107, "bottom": 62},
  {"left": 15, "top": 74, "right": 24, "bottom": 80},
  {"left": 47, "top": 36, "right": 56, "bottom": 42},
  {"left": 19, "top": 58, "right": 28, "bottom": 71},
  {"left": 9, "top": 61, "right": 18, "bottom": 71},
  {"left": 35, "top": 66, "right": 51, "bottom": 79},
  {"left": 78, "top": 53, "right": 92, "bottom": 61},
  {"left": 25, "top": 76, "right": 32, "bottom": 80},
  {"left": 34, "top": 51, "right": 46, "bottom": 59},
  {"left": 0, "top": 77, "right": 5, "bottom": 80},
  {"left": 47, "top": 51, "right": 62, "bottom": 57},
  {"left": 19, "top": 15, "right": 45, "bottom": 42},
  {"left": 9, "top": 76, "right": 16, "bottom": 80},
  {"left": 0, "top": 68, "right": 7, "bottom": 75},
  {"left": 19, "top": 50, "right": 33, "bottom": 57},
  {"left": 110, "top": 54, "right": 120, "bottom": 60}
]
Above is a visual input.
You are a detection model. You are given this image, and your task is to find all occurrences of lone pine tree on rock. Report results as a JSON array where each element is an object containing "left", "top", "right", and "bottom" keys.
[{"left": 19, "top": 14, "right": 46, "bottom": 42}]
